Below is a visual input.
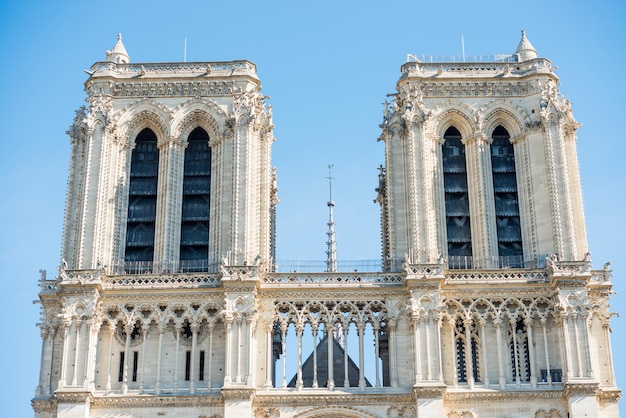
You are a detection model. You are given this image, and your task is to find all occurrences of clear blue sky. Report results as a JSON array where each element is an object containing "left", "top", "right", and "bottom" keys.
[{"left": 1, "top": 1, "right": 624, "bottom": 416}]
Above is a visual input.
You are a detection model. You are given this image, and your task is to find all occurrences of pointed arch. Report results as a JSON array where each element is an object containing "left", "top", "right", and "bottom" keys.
[
  {"left": 427, "top": 103, "right": 478, "bottom": 141},
  {"left": 481, "top": 101, "right": 529, "bottom": 141},
  {"left": 116, "top": 101, "right": 171, "bottom": 146},
  {"left": 171, "top": 98, "right": 229, "bottom": 144}
]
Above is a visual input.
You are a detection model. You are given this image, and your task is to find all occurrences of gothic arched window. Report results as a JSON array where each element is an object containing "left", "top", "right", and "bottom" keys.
[
  {"left": 454, "top": 318, "right": 481, "bottom": 383},
  {"left": 179, "top": 127, "right": 211, "bottom": 271},
  {"left": 443, "top": 126, "right": 472, "bottom": 266},
  {"left": 125, "top": 128, "right": 159, "bottom": 270},
  {"left": 508, "top": 317, "right": 530, "bottom": 383},
  {"left": 490, "top": 126, "right": 522, "bottom": 266}
]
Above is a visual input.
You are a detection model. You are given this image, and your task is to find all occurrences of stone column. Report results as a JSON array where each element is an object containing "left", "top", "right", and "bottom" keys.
[
  {"left": 71, "top": 319, "right": 82, "bottom": 386},
  {"left": 525, "top": 317, "right": 537, "bottom": 387},
  {"left": 224, "top": 318, "right": 233, "bottom": 385},
  {"left": 36, "top": 326, "right": 50, "bottom": 396},
  {"left": 155, "top": 325, "right": 164, "bottom": 394},
  {"left": 173, "top": 324, "right": 180, "bottom": 392},
  {"left": 389, "top": 320, "right": 399, "bottom": 387},
  {"left": 327, "top": 325, "right": 334, "bottom": 389},
  {"left": 121, "top": 322, "right": 131, "bottom": 394},
  {"left": 495, "top": 319, "right": 505, "bottom": 388},
  {"left": 358, "top": 323, "right": 366, "bottom": 390},
  {"left": 105, "top": 323, "right": 114, "bottom": 392},
  {"left": 581, "top": 313, "right": 594, "bottom": 378},
  {"left": 412, "top": 316, "right": 421, "bottom": 384},
  {"left": 296, "top": 324, "right": 303, "bottom": 390},
  {"left": 561, "top": 313, "right": 573, "bottom": 380},
  {"left": 312, "top": 326, "right": 319, "bottom": 388},
  {"left": 189, "top": 323, "right": 198, "bottom": 394},
  {"left": 264, "top": 323, "right": 273, "bottom": 389},
  {"left": 479, "top": 318, "right": 489, "bottom": 387},
  {"left": 448, "top": 318, "right": 458, "bottom": 387},
  {"left": 139, "top": 323, "right": 149, "bottom": 393},
  {"left": 464, "top": 318, "right": 475, "bottom": 388},
  {"left": 464, "top": 134, "right": 498, "bottom": 268},
  {"left": 83, "top": 319, "right": 99, "bottom": 390},
  {"left": 207, "top": 323, "right": 214, "bottom": 390},
  {"left": 58, "top": 319, "right": 71, "bottom": 388}
]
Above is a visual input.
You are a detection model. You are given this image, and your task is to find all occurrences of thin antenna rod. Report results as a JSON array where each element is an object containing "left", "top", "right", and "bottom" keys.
[
  {"left": 461, "top": 35, "right": 465, "bottom": 61},
  {"left": 184, "top": 37, "right": 187, "bottom": 62},
  {"left": 325, "top": 164, "right": 337, "bottom": 273}
]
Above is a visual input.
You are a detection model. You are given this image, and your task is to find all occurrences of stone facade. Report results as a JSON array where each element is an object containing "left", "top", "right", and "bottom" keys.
[{"left": 33, "top": 33, "right": 620, "bottom": 418}]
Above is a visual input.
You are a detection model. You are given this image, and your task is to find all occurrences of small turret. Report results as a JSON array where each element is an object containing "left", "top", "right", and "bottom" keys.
[
  {"left": 106, "top": 33, "right": 130, "bottom": 64},
  {"left": 515, "top": 29, "right": 538, "bottom": 61}
]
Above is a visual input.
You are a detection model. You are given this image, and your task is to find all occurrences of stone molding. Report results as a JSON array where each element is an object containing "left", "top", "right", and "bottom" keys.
[
  {"left": 221, "top": 388, "right": 255, "bottom": 401},
  {"left": 444, "top": 390, "right": 563, "bottom": 402},
  {"left": 563, "top": 382, "right": 599, "bottom": 398},
  {"left": 253, "top": 392, "right": 414, "bottom": 407},
  {"left": 596, "top": 388, "right": 622, "bottom": 403},
  {"left": 91, "top": 394, "right": 223, "bottom": 408}
]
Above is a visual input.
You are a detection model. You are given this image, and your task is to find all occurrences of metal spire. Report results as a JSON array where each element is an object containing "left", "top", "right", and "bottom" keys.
[{"left": 325, "top": 164, "right": 337, "bottom": 273}]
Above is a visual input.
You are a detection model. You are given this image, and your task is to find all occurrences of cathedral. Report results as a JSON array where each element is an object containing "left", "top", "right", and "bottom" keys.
[{"left": 33, "top": 32, "right": 621, "bottom": 417}]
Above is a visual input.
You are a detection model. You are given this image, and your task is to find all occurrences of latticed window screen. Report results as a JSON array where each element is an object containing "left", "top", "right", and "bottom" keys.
[
  {"left": 180, "top": 127, "right": 211, "bottom": 270},
  {"left": 125, "top": 128, "right": 159, "bottom": 263},
  {"left": 491, "top": 126, "right": 522, "bottom": 261},
  {"left": 443, "top": 127, "right": 472, "bottom": 258}
]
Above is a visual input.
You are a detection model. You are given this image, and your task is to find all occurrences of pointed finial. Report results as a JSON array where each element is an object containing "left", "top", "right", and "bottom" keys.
[
  {"left": 515, "top": 29, "right": 538, "bottom": 61},
  {"left": 106, "top": 33, "right": 130, "bottom": 64}
]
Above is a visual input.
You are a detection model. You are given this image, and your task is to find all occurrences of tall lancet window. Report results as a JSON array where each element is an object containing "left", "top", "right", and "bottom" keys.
[
  {"left": 443, "top": 126, "right": 472, "bottom": 266},
  {"left": 180, "top": 127, "right": 211, "bottom": 272},
  {"left": 125, "top": 128, "right": 159, "bottom": 269},
  {"left": 490, "top": 126, "right": 522, "bottom": 266}
]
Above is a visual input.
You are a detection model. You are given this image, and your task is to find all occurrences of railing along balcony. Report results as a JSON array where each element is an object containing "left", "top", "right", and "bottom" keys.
[{"left": 110, "top": 259, "right": 219, "bottom": 275}]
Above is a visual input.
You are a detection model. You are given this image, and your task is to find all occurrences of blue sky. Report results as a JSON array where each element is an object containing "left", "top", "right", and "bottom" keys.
[{"left": 0, "top": 1, "right": 624, "bottom": 416}]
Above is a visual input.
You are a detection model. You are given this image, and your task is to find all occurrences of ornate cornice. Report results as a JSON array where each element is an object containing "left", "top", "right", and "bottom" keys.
[
  {"left": 258, "top": 290, "right": 407, "bottom": 300},
  {"left": 253, "top": 391, "right": 414, "bottom": 407},
  {"left": 31, "top": 397, "right": 57, "bottom": 413},
  {"left": 596, "top": 389, "right": 622, "bottom": 403},
  {"left": 91, "top": 394, "right": 223, "bottom": 408},
  {"left": 403, "top": 79, "right": 541, "bottom": 98},
  {"left": 444, "top": 389, "right": 563, "bottom": 402},
  {"left": 563, "top": 382, "right": 599, "bottom": 398},
  {"left": 413, "top": 385, "right": 446, "bottom": 398},
  {"left": 222, "top": 388, "right": 255, "bottom": 401},
  {"left": 109, "top": 80, "right": 238, "bottom": 98},
  {"left": 54, "top": 389, "right": 93, "bottom": 403}
]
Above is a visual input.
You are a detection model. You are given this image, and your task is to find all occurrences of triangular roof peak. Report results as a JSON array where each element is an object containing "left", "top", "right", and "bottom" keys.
[
  {"left": 106, "top": 33, "right": 130, "bottom": 64},
  {"left": 515, "top": 29, "right": 538, "bottom": 61}
]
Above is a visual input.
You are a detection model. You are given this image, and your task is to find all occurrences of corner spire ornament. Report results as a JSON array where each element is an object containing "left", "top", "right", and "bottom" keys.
[{"left": 106, "top": 33, "right": 130, "bottom": 64}]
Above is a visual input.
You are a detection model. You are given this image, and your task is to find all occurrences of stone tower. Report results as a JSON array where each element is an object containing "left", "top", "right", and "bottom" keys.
[{"left": 33, "top": 32, "right": 620, "bottom": 418}]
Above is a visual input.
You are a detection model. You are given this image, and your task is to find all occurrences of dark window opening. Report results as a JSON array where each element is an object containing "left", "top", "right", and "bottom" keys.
[
  {"left": 125, "top": 128, "right": 159, "bottom": 269},
  {"left": 443, "top": 127, "right": 472, "bottom": 262},
  {"left": 118, "top": 351, "right": 125, "bottom": 382},
  {"left": 491, "top": 126, "right": 523, "bottom": 262},
  {"left": 541, "top": 369, "right": 562, "bottom": 383},
  {"left": 199, "top": 350, "right": 205, "bottom": 381},
  {"left": 132, "top": 351, "right": 138, "bottom": 382},
  {"left": 185, "top": 351, "right": 191, "bottom": 381},
  {"left": 180, "top": 127, "right": 211, "bottom": 272}
]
